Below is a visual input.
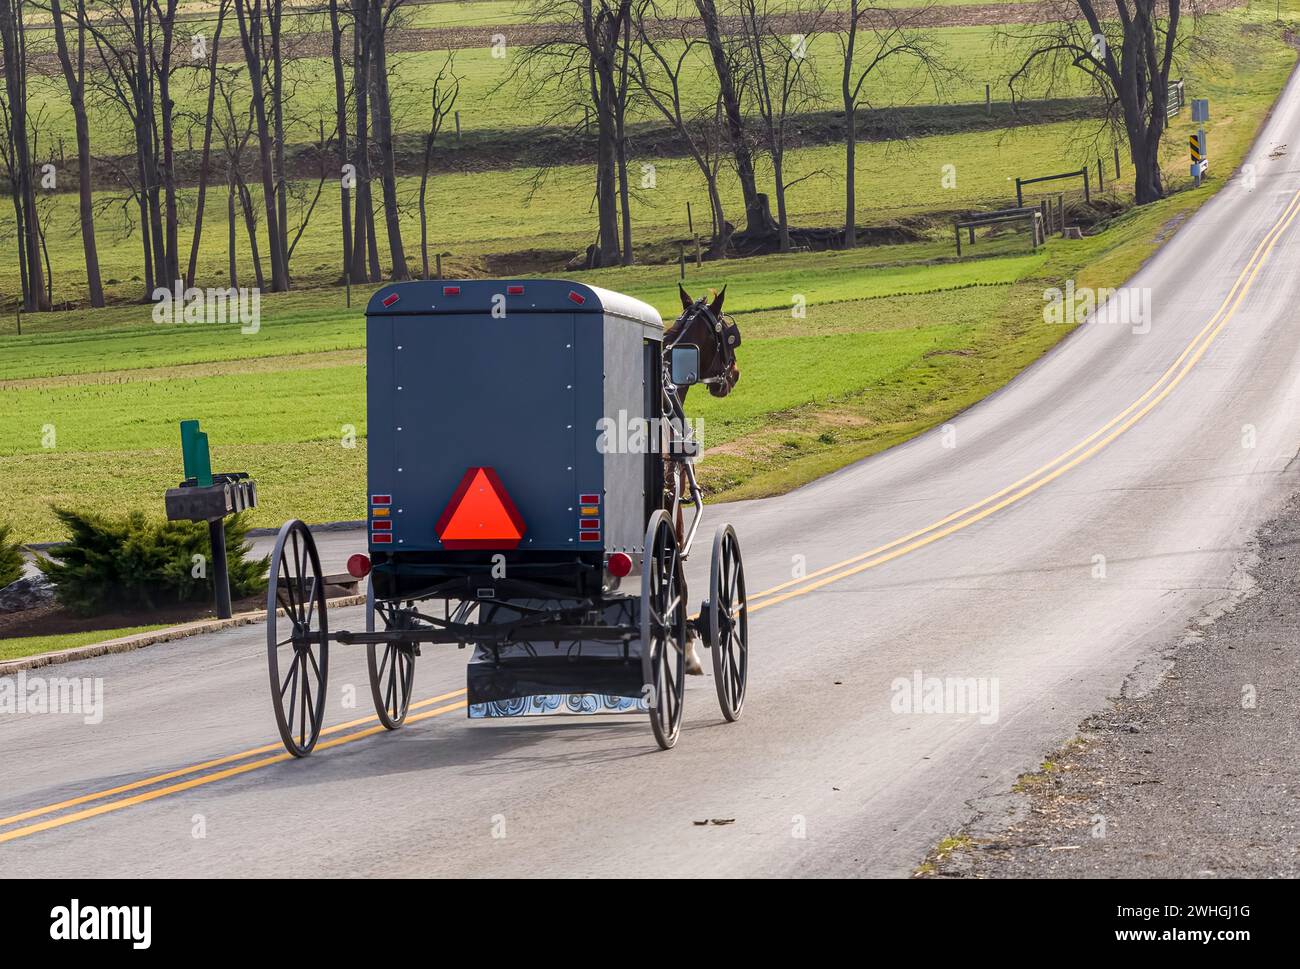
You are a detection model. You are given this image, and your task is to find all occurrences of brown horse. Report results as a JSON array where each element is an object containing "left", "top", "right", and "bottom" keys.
[
  {"left": 666, "top": 285, "right": 741, "bottom": 399},
  {"left": 664, "top": 285, "right": 742, "bottom": 673}
]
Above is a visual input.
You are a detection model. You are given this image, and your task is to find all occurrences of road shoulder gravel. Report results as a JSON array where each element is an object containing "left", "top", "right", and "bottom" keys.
[{"left": 918, "top": 492, "right": 1300, "bottom": 878}]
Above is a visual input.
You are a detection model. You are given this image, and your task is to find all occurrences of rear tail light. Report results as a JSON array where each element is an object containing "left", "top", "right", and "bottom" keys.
[
  {"left": 443, "top": 285, "right": 461, "bottom": 296},
  {"left": 608, "top": 552, "right": 633, "bottom": 577},
  {"left": 347, "top": 554, "right": 372, "bottom": 578}
]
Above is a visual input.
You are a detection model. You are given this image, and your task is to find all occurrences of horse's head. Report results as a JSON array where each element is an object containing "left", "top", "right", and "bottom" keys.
[{"left": 666, "top": 285, "right": 741, "bottom": 398}]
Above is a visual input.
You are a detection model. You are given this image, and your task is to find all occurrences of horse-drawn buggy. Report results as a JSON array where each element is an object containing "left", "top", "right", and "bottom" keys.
[{"left": 265, "top": 279, "right": 747, "bottom": 755}]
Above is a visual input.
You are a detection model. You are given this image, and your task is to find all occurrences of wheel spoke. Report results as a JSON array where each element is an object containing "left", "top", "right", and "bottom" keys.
[
  {"left": 284, "top": 652, "right": 300, "bottom": 726},
  {"left": 306, "top": 645, "right": 322, "bottom": 686},
  {"left": 386, "top": 655, "right": 398, "bottom": 714},
  {"left": 278, "top": 560, "right": 297, "bottom": 617},
  {"left": 280, "top": 651, "right": 300, "bottom": 699}
]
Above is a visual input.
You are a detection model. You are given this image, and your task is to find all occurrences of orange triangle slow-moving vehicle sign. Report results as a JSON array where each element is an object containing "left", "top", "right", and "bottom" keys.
[{"left": 435, "top": 467, "right": 526, "bottom": 549}]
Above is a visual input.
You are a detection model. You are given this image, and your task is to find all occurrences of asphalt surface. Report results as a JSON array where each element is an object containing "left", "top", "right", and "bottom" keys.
[
  {"left": 924, "top": 490, "right": 1300, "bottom": 878},
  {"left": 5, "top": 71, "right": 1300, "bottom": 877}
]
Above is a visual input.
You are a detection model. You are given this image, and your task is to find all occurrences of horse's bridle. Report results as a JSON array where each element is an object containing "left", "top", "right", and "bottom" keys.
[{"left": 666, "top": 299, "right": 742, "bottom": 388}]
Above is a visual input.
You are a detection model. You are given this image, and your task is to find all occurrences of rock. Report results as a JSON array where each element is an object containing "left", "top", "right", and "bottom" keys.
[{"left": 0, "top": 574, "right": 55, "bottom": 614}]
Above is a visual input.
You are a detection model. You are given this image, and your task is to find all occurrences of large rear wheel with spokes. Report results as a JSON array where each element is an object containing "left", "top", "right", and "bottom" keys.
[
  {"left": 266, "top": 520, "right": 329, "bottom": 757},
  {"left": 641, "top": 510, "right": 688, "bottom": 750},
  {"left": 366, "top": 580, "right": 417, "bottom": 730}
]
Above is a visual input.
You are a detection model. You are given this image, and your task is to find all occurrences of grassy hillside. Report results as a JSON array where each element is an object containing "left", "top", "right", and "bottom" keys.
[{"left": 1, "top": 2, "right": 1296, "bottom": 544}]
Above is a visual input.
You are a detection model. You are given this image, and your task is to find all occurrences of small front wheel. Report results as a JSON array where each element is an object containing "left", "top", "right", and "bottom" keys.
[
  {"left": 266, "top": 520, "right": 329, "bottom": 757},
  {"left": 709, "top": 523, "right": 748, "bottom": 722}
]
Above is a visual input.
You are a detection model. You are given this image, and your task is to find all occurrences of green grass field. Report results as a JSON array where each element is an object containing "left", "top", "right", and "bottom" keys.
[
  {"left": 0, "top": 626, "right": 170, "bottom": 662},
  {"left": 2, "top": 2, "right": 1296, "bottom": 546}
]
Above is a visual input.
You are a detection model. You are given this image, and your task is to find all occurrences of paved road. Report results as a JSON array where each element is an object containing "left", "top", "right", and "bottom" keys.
[{"left": 6, "top": 73, "right": 1300, "bottom": 876}]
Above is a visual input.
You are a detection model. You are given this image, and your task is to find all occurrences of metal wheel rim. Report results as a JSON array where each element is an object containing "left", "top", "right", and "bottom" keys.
[
  {"left": 367, "top": 580, "right": 416, "bottom": 730},
  {"left": 641, "top": 511, "right": 686, "bottom": 750},
  {"left": 710, "top": 524, "right": 747, "bottom": 722},
  {"left": 266, "top": 520, "right": 329, "bottom": 757}
]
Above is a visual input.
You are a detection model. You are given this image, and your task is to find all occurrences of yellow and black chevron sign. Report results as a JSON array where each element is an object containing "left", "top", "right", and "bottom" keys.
[{"left": 1189, "top": 133, "right": 1204, "bottom": 162}]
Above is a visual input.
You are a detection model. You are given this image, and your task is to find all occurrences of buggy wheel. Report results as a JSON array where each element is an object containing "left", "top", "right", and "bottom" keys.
[
  {"left": 709, "top": 524, "right": 748, "bottom": 722},
  {"left": 266, "top": 520, "right": 329, "bottom": 757},
  {"left": 366, "top": 581, "right": 416, "bottom": 730},
  {"left": 641, "top": 510, "right": 687, "bottom": 750}
]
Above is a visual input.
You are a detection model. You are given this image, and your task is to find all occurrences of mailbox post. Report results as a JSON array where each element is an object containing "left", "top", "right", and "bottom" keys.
[{"left": 164, "top": 420, "right": 258, "bottom": 619}]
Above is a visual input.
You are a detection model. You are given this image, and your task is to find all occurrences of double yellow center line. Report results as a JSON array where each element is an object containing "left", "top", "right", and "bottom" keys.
[{"left": 4, "top": 186, "right": 1299, "bottom": 846}]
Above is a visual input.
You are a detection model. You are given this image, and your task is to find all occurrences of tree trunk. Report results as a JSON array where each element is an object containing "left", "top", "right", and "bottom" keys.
[
  {"left": 234, "top": 0, "right": 289, "bottom": 290},
  {"left": 844, "top": 107, "right": 857, "bottom": 248},
  {"left": 773, "top": 151, "right": 790, "bottom": 252},
  {"left": 237, "top": 177, "right": 266, "bottom": 291},
  {"left": 49, "top": 0, "right": 104, "bottom": 305},
  {"left": 270, "top": 0, "right": 289, "bottom": 275},
  {"left": 367, "top": 0, "right": 408, "bottom": 280},
  {"left": 0, "top": 0, "right": 50, "bottom": 309},
  {"left": 694, "top": 0, "right": 774, "bottom": 236},
  {"left": 329, "top": 0, "right": 353, "bottom": 279},
  {"left": 349, "top": 0, "right": 373, "bottom": 284},
  {"left": 158, "top": 1, "right": 181, "bottom": 286},
  {"left": 187, "top": 1, "right": 227, "bottom": 287},
  {"left": 227, "top": 175, "right": 239, "bottom": 289}
]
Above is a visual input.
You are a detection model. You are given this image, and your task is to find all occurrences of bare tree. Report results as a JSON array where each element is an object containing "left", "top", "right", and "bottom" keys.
[
  {"left": 736, "top": 0, "right": 831, "bottom": 252},
  {"left": 418, "top": 54, "right": 461, "bottom": 280},
  {"left": 512, "top": 0, "right": 633, "bottom": 267},
  {"left": 233, "top": 0, "right": 289, "bottom": 289},
  {"left": 0, "top": 0, "right": 50, "bottom": 309},
  {"left": 841, "top": 3, "right": 947, "bottom": 247},
  {"left": 186, "top": 0, "right": 232, "bottom": 287},
  {"left": 630, "top": 1, "right": 730, "bottom": 251},
  {"left": 327, "top": 0, "right": 353, "bottom": 278},
  {"left": 48, "top": 0, "right": 105, "bottom": 304},
  {"left": 348, "top": 0, "right": 379, "bottom": 282},
  {"left": 215, "top": 65, "right": 265, "bottom": 290},
  {"left": 1009, "top": 0, "right": 1185, "bottom": 204},
  {"left": 694, "top": 0, "right": 776, "bottom": 237},
  {"left": 365, "top": 0, "right": 409, "bottom": 279}
]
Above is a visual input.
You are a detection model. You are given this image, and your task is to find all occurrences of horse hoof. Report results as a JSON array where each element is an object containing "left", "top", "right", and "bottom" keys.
[{"left": 685, "top": 641, "right": 705, "bottom": 676}]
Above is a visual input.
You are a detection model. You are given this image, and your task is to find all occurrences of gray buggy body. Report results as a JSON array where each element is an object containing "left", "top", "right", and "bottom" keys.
[{"left": 364, "top": 279, "right": 665, "bottom": 715}]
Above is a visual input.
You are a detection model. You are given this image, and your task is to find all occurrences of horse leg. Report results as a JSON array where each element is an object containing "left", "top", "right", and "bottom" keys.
[{"left": 673, "top": 464, "right": 705, "bottom": 676}]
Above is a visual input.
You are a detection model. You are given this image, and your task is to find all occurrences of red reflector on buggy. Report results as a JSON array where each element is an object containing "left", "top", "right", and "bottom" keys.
[
  {"left": 579, "top": 494, "right": 600, "bottom": 504},
  {"left": 608, "top": 552, "right": 633, "bottom": 577},
  {"left": 443, "top": 285, "right": 460, "bottom": 296},
  {"left": 372, "top": 520, "right": 392, "bottom": 531},
  {"left": 371, "top": 495, "right": 392, "bottom": 505},
  {"left": 436, "top": 467, "right": 526, "bottom": 549},
  {"left": 507, "top": 285, "right": 525, "bottom": 295},
  {"left": 579, "top": 533, "right": 601, "bottom": 542},
  {"left": 372, "top": 534, "right": 393, "bottom": 545},
  {"left": 568, "top": 290, "right": 585, "bottom": 305},
  {"left": 382, "top": 292, "right": 400, "bottom": 307},
  {"left": 347, "top": 554, "right": 372, "bottom": 578},
  {"left": 579, "top": 518, "right": 600, "bottom": 531}
]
